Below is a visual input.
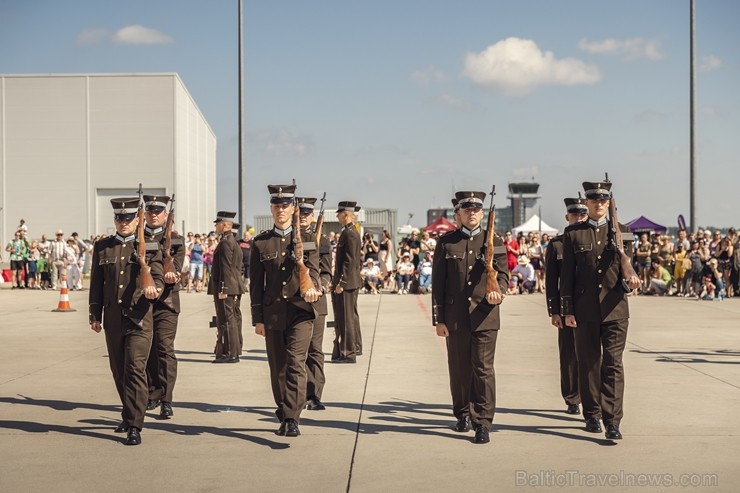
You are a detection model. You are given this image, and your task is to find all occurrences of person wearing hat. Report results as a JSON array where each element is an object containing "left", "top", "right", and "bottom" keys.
[
  {"left": 432, "top": 190, "right": 509, "bottom": 445},
  {"left": 140, "top": 195, "right": 186, "bottom": 418},
  {"left": 395, "top": 252, "right": 415, "bottom": 294},
  {"left": 510, "top": 255, "right": 536, "bottom": 294},
  {"left": 545, "top": 197, "right": 588, "bottom": 416},
  {"left": 296, "top": 196, "right": 333, "bottom": 411},
  {"left": 250, "top": 185, "right": 322, "bottom": 436},
  {"left": 331, "top": 201, "right": 363, "bottom": 363},
  {"left": 208, "top": 210, "right": 244, "bottom": 363},
  {"left": 560, "top": 179, "right": 640, "bottom": 440},
  {"left": 361, "top": 257, "right": 381, "bottom": 294},
  {"left": 89, "top": 197, "right": 165, "bottom": 445}
]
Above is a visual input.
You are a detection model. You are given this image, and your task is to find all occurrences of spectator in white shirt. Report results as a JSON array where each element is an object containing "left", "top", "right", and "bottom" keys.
[
  {"left": 510, "top": 255, "right": 536, "bottom": 294},
  {"left": 417, "top": 252, "right": 433, "bottom": 294},
  {"left": 361, "top": 258, "right": 381, "bottom": 294},
  {"left": 49, "top": 229, "right": 68, "bottom": 289},
  {"left": 395, "top": 252, "right": 415, "bottom": 294}
]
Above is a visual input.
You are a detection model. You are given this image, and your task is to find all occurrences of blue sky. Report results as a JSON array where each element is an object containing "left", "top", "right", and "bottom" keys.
[{"left": 1, "top": 0, "right": 738, "bottom": 230}]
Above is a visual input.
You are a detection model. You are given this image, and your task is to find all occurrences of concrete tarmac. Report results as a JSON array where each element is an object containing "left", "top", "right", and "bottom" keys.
[{"left": 0, "top": 285, "right": 738, "bottom": 492}]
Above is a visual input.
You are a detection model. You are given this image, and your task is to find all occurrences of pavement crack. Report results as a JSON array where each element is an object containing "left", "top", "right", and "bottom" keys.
[{"left": 345, "top": 292, "right": 383, "bottom": 493}]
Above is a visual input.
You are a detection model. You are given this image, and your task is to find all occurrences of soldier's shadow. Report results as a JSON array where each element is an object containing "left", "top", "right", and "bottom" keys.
[
  {"left": 630, "top": 348, "right": 740, "bottom": 365},
  {"left": 303, "top": 399, "right": 614, "bottom": 445}
]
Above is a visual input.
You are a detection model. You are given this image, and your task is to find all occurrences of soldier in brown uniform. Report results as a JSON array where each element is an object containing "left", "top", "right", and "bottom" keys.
[
  {"left": 208, "top": 211, "right": 244, "bottom": 363},
  {"left": 250, "top": 184, "right": 322, "bottom": 436},
  {"left": 142, "top": 195, "right": 185, "bottom": 418},
  {"left": 331, "top": 201, "right": 363, "bottom": 363},
  {"left": 432, "top": 190, "right": 509, "bottom": 444},
  {"left": 560, "top": 180, "right": 640, "bottom": 440},
  {"left": 545, "top": 197, "right": 588, "bottom": 415},
  {"left": 297, "top": 196, "right": 332, "bottom": 410},
  {"left": 89, "top": 198, "right": 164, "bottom": 446}
]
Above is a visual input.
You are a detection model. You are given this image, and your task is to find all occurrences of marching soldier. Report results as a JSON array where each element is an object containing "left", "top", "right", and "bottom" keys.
[
  {"left": 560, "top": 179, "right": 640, "bottom": 440},
  {"left": 142, "top": 195, "right": 185, "bottom": 418},
  {"left": 331, "top": 201, "right": 362, "bottom": 363},
  {"left": 89, "top": 197, "right": 164, "bottom": 446},
  {"left": 297, "top": 196, "right": 332, "bottom": 410},
  {"left": 432, "top": 191, "right": 509, "bottom": 444},
  {"left": 250, "top": 184, "right": 322, "bottom": 436},
  {"left": 545, "top": 197, "right": 588, "bottom": 415},
  {"left": 208, "top": 211, "right": 244, "bottom": 363}
]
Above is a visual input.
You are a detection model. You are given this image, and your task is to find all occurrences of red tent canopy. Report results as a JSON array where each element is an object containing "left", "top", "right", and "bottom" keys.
[{"left": 424, "top": 216, "right": 456, "bottom": 234}]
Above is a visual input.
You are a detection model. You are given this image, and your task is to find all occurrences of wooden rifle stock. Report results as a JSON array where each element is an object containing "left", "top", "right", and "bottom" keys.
[
  {"left": 485, "top": 185, "right": 502, "bottom": 296},
  {"left": 163, "top": 194, "right": 176, "bottom": 276},
  {"left": 137, "top": 184, "right": 157, "bottom": 292},
  {"left": 293, "top": 192, "right": 314, "bottom": 295},
  {"left": 608, "top": 194, "right": 638, "bottom": 291}
]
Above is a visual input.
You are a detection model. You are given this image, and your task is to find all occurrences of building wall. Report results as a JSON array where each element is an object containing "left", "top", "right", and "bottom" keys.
[{"left": 0, "top": 74, "right": 216, "bottom": 243}]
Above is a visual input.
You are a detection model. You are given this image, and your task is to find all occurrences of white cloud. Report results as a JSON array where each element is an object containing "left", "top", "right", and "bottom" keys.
[
  {"left": 462, "top": 38, "right": 601, "bottom": 96},
  {"left": 247, "top": 129, "right": 315, "bottom": 157},
  {"left": 429, "top": 94, "right": 473, "bottom": 111},
  {"left": 700, "top": 55, "right": 723, "bottom": 72},
  {"left": 113, "top": 25, "right": 173, "bottom": 45},
  {"left": 76, "top": 28, "right": 110, "bottom": 46},
  {"left": 410, "top": 66, "right": 445, "bottom": 85},
  {"left": 578, "top": 37, "right": 663, "bottom": 61}
]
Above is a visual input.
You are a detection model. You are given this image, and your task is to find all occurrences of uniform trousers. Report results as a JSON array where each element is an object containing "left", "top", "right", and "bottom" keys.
[
  {"left": 103, "top": 308, "right": 153, "bottom": 430},
  {"left": 573, "top": 319, "right": 628, "bottom": 426},
  {"left": 306, "top": 314, "right": 326, "bottom": 400},
  {"left": 265, "top": 305, "right": 314, "bottom": 422},
  {"left": 558, "top": 323, "right": 580, "bottom": 406},
  {"left": 331, "top": 289, "right": 361, "bottom": 359},
  {"left": 445, "top": 328, "right": 498, "bottom": 430},
  {"left": 146, "top": 306, "right": 179, "bottom": 403},
  {"left": 213, "top": 294, "right": 242, "bottom": 358}
]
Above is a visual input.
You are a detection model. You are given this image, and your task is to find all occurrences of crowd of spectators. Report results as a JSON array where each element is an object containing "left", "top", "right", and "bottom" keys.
[{"left": 6, "top": 218, "right": 740, "bottom": 304}]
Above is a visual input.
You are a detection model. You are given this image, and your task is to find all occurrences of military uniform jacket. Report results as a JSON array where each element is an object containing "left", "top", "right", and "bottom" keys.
[
  {"left": 560, "top": 220, "right": 634, "bottom": 323},
  {"left": 89, "top": 235, "right": 165, "bottom": 329},
  {"left": 301, "top": 230, "right": 332, "bottom": 317},
  {"left": 208, "top": 232, "right": 245, "bottom": 297},
  {"left": 146, "top": 228, "right": 186, "bottom": 313},
  {"left": 431, "top": 228, "right": 509, "bottom": 332},
  {"left": 544, "top": 235, "right": 564, "bottom": 317},
  {"left": 332, "top": 223, "right": 362, "bottom": 290},
  {"left": 249, "top": 228, "right": 320, "bottom": 330}
]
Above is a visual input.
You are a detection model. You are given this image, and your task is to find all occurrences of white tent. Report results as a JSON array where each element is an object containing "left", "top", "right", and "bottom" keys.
[{"left": 511, "top": 214, "right": 559, "bottom": 236}]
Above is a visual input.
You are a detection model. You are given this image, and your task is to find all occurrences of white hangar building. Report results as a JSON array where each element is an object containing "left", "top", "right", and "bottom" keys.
[{"left": 0, "top": 73, "right": 216, "bottom": 241}]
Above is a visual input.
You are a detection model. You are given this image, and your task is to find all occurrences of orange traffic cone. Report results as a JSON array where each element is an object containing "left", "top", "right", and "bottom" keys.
[{"left": 52, "top": 273, "right": 77, "bottom": 312}]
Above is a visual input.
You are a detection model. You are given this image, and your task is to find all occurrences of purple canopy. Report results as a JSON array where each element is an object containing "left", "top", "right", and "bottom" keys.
[{"left": 624, "top": 215, "right": 667, "bottom": 234}]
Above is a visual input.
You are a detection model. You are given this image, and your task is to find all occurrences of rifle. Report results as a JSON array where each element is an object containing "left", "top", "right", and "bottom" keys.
[
  {"left": 605, "top": 173, "right": 638, "bottom": 292},
  {"left": 137, "top": 184, "right": 157, "bottom": 292},
  {"left": 292, "top": 184, "right": 315, "bottom": 295},
  {"left": 314, "top": 192, "right": 327, "bottom": 239},
  {"left": 163, "top": 193, "right": 176, "bottom": 277},
  {"left": 485, "top": 185, "right": 502, "bottom": 296}
]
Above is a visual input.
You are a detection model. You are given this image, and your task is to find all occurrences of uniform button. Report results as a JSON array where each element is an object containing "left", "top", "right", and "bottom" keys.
[
  {"left": 282, "top": 252, "right": 286, "bottom": 256},
  {"left": 596, "top": 228, "right": 600, "bottom": 232},
  {"left": 468, "top": 266, "right": 473, "bottom": 270},
  {"left": 469, "top": 250, "right": 473, "bottom": 254},
  {"left": 119, "top": 284, "right": 124, "bottom": 288},
  {"left": 283, "top": 295, "right": 287, "bottom": 299},
  {"left": 468, "top": 297, "right": 472, "bottom": 301},
  {"left": 598, "top": 269, "right": 602, "bottom": 274},
  {"left": 120, "top": 270, "right": 124, "bottom": 275},
  {"left": 281, "top": 267, "right": 285, "bottom": 271},
  {"left": 597, "top": 241, "right": 601, "bottom": 245},
  {"left": 118, "top": 300, "right": 122, "bottom": 304},
  {"left": 467, "top": 281, "right": 472, "bottom": 285},
  {"left": 282, "top": 238, "right": 285, "bottom": 242},
  {"left": 598, "top": 284, "right": 603, "bottom": 288},
  {"left": 282, "top": 281, "right": 286, "bottom": 285},
  {"left": 597, "top": 255, "right": 602, "bottom": 260},
  {"left": 121, "top": 256, "right": 125, "bottom": 260}
]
